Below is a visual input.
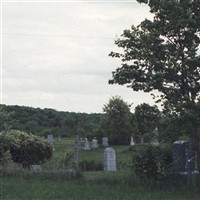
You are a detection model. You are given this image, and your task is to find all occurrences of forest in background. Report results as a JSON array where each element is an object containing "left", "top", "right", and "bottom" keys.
[
  {"left": 1, "top": 104, "right": 102, "bottom": 138},
  {"left": 0, "top": 98, "right": 193, "bottom": 145}
]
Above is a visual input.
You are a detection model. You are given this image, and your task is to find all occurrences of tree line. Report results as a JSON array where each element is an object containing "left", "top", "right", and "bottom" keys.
[
  {"left": 0, "top": 99, "right": 193, "bottom": 145},
  {"left": 0, "top": 104, "right": 102, "bottom": 138}
]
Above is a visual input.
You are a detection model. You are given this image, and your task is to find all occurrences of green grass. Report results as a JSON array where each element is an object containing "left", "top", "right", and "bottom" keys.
[
  {"left": 1, "top": 137, "right": 200, "bottom": 200},
  {"left": 1, "top": 173, "right": 200, "bottom": 200},
  {"left": 44, "top": 138, "right": 132, "bottom": 171}
]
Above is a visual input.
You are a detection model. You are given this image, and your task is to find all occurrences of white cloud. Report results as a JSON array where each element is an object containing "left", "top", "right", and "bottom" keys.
[{"left": 2, "top": 1, "right": 156, "bottom": 113}]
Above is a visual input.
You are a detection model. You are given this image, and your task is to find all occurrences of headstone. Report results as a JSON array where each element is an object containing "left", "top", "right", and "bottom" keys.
[
  {"left": 83, "top": 138, "right": 90, "bottom": 150},
  {"left": 102, "top": 137, "right": 109, "bottom": 147},
  {"left": 130, "top": 137, "right": 135, "bottom": 146},
  {"left": 79, "top": 137, "right": 85, "bottom": 145},
  {"left": 151, "top": 127, "right": 159, "bottom": 146},
  {"left": 47, "top": 134, "right": 53, "bottom": 144},
  {"left": 30, "top": 165, "right": 42, "bottom": 173},
  {"left": 172, "top": 140, "right": 196, "bottom": 174},
  {"left": 104, "top": 147, "right": 116, "bottom": 171},
  {"left": 6, "top": 162, "right": 22, "bottom": 172},
  {"left": 141, "top": 137, "right": 144, "bottom": 144},
  {"left": 91, "top": 138, "right": 98, "bottom": 149}
]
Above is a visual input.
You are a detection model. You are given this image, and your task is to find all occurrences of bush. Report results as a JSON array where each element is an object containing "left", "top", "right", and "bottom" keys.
[
  {"left": 0, "top": 133, "right": 12, "bottom": 166},
  {"left": 0, "top": 130, "right": 53, "bottom": 167},
  {"left": 79, "top": 159, "right": 103, "bottom": 171},
  {"left": 131, "top": 144, "right": 172, "bottom": 180}
]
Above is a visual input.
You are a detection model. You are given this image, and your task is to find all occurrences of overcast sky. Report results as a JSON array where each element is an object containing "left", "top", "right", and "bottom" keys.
[{"left": 2, "top": 0, "right": 157, "bottom": 113}]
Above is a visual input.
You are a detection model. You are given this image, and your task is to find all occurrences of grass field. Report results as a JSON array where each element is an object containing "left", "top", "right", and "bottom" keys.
[
  {"left": 1, "top": 137, "right": 200, "bottom": 200},
  {"left": 1, "top": 173, "right": 200, "bottom": 200}
]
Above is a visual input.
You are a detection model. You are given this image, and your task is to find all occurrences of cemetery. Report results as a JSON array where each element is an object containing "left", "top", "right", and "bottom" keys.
[
  {"left": 1, "top": 0, "right": 200, "bottom": 199},
  {"left": 1, "top": 102, "right": 200, "bottom": 199},
  {"left": 1, "top": 130, "right": 200, "bottom": 199}
]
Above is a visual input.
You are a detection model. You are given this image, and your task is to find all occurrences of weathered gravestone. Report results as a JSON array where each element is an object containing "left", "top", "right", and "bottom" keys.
[
  {"left": 91, "top": 138, "right": 98, "bottom": 149},
  {"left": 47, "top": 134, "right": 53, "bottom": 144},
  {"left": 30, "top": 165, "right": 42, "bottom": 173},
  {"left": 83, "top": 138, "right": 90, "bottom": 150},
  {"left": 151, "top": 127, "right": 159, "bottom": 146},
  {"left": 172, "top": 141, "right": 196, "bottom": 174},
  {"left": 104, "top": 147, "right": 116, "bottom": 171},
  {"left": 102, "top": 137, "right": 109, "bottom": 147},
  {"left": 47, "top": 134, "right": 55, "bottom": 150},
  {"left": 130, "top": 137, "right": 135, "bottom": 146}
]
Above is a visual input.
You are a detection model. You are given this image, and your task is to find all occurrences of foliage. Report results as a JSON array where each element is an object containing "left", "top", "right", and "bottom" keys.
[
  {"left": 101, "top": 96, "right": 133, "bottom": 145},
  {"left": 0, "top": 135, "right": 12, "bottom": 166},
  {"left": 0, "top": 106, "right": 12, "bottom": 131},
  {"left": 1, "top": 104, "right": 102, "bottom": 138},
  {"left": 79, "top": 159, "right": 103, "bottom": 171},
  {"left": 130, "top": 144, "right": 172, "bottom": 180},
  {"left": 109, "top": 0, "right": 200, "bottom": 169},
  {"left": 133, "top": 103, "right": 161, "bottom": 142},
  {"left": 0, "top": 130, "right": 53, "bottom": 167},
  {"left": 64, "top": 149, "right": 74, "bottom": 168},
  {"left": 109, "top": 0, "right": 200, "bottom": 108}
]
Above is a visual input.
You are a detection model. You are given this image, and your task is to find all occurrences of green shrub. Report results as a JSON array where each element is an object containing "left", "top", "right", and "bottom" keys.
[
  {"left": 131, "top": 144, "right": 172, "bottom": 180},
  {"left": 0, "top": 133, "right": 12, "bottom": 165},
  {"left": 0, "top": 130, "right": 53, "bottom": 167}
]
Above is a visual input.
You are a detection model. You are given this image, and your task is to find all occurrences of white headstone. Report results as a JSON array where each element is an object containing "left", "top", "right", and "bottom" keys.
[
  {"left": 91, "top": 138, "right": 98, "bottom": 149},
  {"left": 47, "top": 134, "right": 53, "bottom": 144},
  {"left": 130, "top": 137, "right": 135, "bottom": 146},
  {"left": 83, "top": 141, "right": 90, "bottom": 150},
  {"left": 104, "top": 147, "right": 116, "bottom": 171},
  {"left": 102, "top": 137, "right": 109, "bottom": 147}
]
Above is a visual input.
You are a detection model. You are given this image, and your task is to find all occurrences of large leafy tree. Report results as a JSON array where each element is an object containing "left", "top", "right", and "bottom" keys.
[
  {"left": 102, "top": 96, "right": 133, "bottom": 145},
  {"left": 109, "top": 0, "right": 200, "bottom": 167}
]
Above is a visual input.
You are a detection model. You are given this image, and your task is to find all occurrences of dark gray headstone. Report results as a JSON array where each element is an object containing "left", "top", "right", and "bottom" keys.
[{"left": 172, "top": 141, "right": 196, "bottom": 174}]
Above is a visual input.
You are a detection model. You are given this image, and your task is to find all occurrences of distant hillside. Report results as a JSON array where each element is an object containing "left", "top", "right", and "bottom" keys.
[{"left": 1, "top": 104, "right": 103, "bottom": 138}]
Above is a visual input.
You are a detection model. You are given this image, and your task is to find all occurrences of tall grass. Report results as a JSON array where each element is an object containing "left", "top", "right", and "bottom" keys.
[{"left": 1, "top": 172, "right": 200, "bottom": 200}]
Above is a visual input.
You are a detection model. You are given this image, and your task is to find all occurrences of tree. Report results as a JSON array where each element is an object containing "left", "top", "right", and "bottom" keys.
[
  {"left": 109, "top": 0, "right": 200, "bottom": 168},
  {"left": 0, "top": 106, "right": 11, "bottom": 131},
  {"left": 101, "top": 96, "right": 133, "bottom": 145},
  {"left": 133, "top": 103, "right": 161, "bottom": 142}
]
